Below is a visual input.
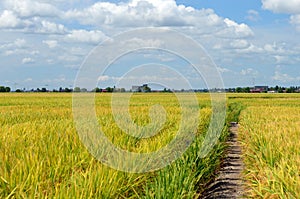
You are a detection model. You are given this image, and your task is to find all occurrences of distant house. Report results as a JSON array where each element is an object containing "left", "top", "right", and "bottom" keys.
[
  {"left": 250, "top": 86, "right": 268, "bottom": 93},
  {"left": 132, "top": 84, "right": 151, "bottom": 92},
  {"left": 132, "top": 86, "right": 141, "bottom": 92}
]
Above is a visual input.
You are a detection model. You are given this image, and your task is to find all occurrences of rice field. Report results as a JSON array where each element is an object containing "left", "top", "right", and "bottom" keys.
[
  {"left": 0, "top": 93, "right": 229, "bottom": 198},
  {"left": 1, "top": 93, "right": 299, "bottom": 198},
  {"left": 230, "top": 94, "right": 300, "bottom": 198}
]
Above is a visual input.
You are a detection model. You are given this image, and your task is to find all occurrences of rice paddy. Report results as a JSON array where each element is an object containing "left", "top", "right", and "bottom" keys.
[{"left": 1, "top": 93, "right": 299, "bottom": 198}]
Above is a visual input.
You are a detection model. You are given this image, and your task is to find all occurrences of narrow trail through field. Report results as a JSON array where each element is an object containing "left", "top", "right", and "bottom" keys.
[{"left": 200, "top": 124, "right": 246, "bottom": 198}]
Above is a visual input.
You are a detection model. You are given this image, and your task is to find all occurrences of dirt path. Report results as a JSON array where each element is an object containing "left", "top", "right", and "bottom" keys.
[{"left": 200, "top": 124, "right": 245, "bottom": 199}]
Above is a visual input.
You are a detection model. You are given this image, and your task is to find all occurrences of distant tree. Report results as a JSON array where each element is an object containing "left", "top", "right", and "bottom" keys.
[
  {"left": 290, "top": 86, "right": 296, "bottom": 93},
  {"left": 278, "top": 87, "right": 284, "bottom": 93},
  {"left": 74, "top": 87, "right": 81, "bottom": 92},
  {"left": 80, "top": 88, "right": 88, "bottom": 92},
  {"left": 243, "top": 87, "right": 250, "bottom": 93},
  {"left": 0, "top": 86, "right": 5, "bottom": 92},
  {"left": 41, "top": 88, "right": 47, "bottom": 92},
  {"left": 162, "top": 88, "right": 172, "bottom": 93},
  {"left": 106, "top": 87, "right": 113, "bottom": 92},
  {"left": 15, "top": 89, "right": 23, "bottom": 92},
  {"left": 65, "top": 88, "right": 72, "bottom": 93},
  {"left": 120, "top": 88, "right": 126, "bottom": 92},
  {"left": 93, "top": 87, "right": 102, "bottom": 93},
  {"left": 286, "top": 88, "right": 292, "bottom": 93},
  {"left": 236, "top": 87, "right": 242, "bottom": 93},
  {"left": 5, "top": 87, "right": 11, "bottom": 92}
]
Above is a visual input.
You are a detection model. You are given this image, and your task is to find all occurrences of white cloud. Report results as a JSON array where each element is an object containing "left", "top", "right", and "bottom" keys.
[
  {"left": 65, "top": 29, "right": 108, "bottom": 44},
  {"left": 217, "top": 67, "right": 231, "bottom": 73},
  {"left": 230, "top": 39, "right": 250, "bottom": 49},
  {"left": 121, "top": 37, "right": 164, "bottom": 49},
  {"left": 0, "top": 10, "right": 21, "bottom": 28},
  {"left": 70, "top": 47, "right": 87, "bottom": 56},
  {"left": 43, "top": 40, "right": 58, "bottom": 48},
  {"left": 218, "top": 18, "right": 254, "bottom": 38},
  {"left": 261, "top": 0, "right": 300, "bottom": 31},
  {"left": 65, "top": 0, "right": 253, "bottom": 38},
  {"left": 65, "top": 0, "right": 190, "bottom": 27},
  {"left": 272, "top": 71, "right": 300, "bottom": 82},
  {"left": 264, "top": 42, "right": 286, "bottom": 54},
  {"left": 0, "top": 38, "right": 27, "bottom": 49},
  {"left": 22, "top": 57, "right": 35, "bottom": 64},
  {"left": 15, "top": 38, "right": 27, "bottom": 48},
  {"left": 30, "top": 50, "right": 40, "bottom": 55},
  {"left": 246, "top": 10, "right": 260, "bottom": 21},
  {"left": 98, "top": 75, "right": 110, "bottom": 82},
  {"left": 241, "top": 68, "right": 258, "bottom": 76},
  {"left": 262, "top": 0, "right": 300, "bottom": 14},
  {"left": 3, "top": 0, "right": 61, "bottom": 18},
  {"left": 36, "top": 21, "right": 66, "bottom": 34},
  {"left": 58, "top": 54, "right": 80, "bottom": 62},
  {"left": 46, "top": 59, "right": 54, "bottom": 64},
  {"left": 290, "top": 14, "right": 300, "bottom": 31},
  {"left": 0, "top": 38, "right": 42, "bottom": 58},
  {"left": 273, "top": 55, "right": 295, "bottom": 64}
]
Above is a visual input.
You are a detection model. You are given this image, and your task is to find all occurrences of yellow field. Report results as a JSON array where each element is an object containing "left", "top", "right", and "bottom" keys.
[
  {"left": 1, "top": 93, "right": 299, "bottom": 198},
  {"left": 230, "top": 94, "right": 300, "bottom": 198},
  {"left": 0, "top": 93, "right": 228, "bottom": 198}
]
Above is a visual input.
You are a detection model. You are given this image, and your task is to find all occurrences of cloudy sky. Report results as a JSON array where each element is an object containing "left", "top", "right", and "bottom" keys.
[{"left": 0, "top": 0, "right": 299, "bottom": 90}]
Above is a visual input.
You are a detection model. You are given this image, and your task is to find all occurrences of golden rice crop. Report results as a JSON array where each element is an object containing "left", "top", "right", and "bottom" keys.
[
  {"left": 236, "top": 94, "right": 300, "bottom": 198},
  {"left": 0, "top": 93, "right": 228, "bottom": 198}
]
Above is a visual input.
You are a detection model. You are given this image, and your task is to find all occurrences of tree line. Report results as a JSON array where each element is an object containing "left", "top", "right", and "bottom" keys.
[
  {"left": 0, "top": 86, "right": 11, "bottom": 92},
  {"left": 228, "top": 86, "right": 300, "bottom": 93},
  {"left": 1, "top": 85, "right": 300, "bottom": 93}
]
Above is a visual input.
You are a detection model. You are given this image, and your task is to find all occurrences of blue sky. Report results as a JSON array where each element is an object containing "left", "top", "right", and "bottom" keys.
[{"left": 0, "top": 0, "right": 299, "bottom": 90}]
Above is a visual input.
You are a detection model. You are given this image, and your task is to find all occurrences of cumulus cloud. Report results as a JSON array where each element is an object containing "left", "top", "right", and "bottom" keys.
[
  {"left": 217, "top": 18, "right": 253, "bottom": 38},
  {"left": 3, "top": 0, "right": 61, "bottom": 18},
  {"left": 22, "top": 57, "right": 35, "bottom": 64},
  {"left": 65, "top": 0, "right": 190, "bottom": 27},
  {"left": 43, "top": 40, "right": 58, "bottom": 48},
  {"left": 65, "top": 0, "right": 253, "bottom": 39},
  {"left": 0, "top": 10, "right": 22, "bottom": 28},
  {"left": 262, "top": 0, "right": 300, "bottom": 14},
  {"left": 261, "top": 0, "right": 300, "bottom": 31},
  {"left": 98, "top": 75, "right": 110, "bottom": 82},
  {"left": 273, "top": 55, "right": 293, "bottom": 64},
  {"left": 0, "top": 38, "right": 27, "bottom": 49},
  {"left": 230, "top": 39, "right": 250, "bottom": 49},
  {"left": 36, "top": 21, "right": 66, "bottom": 34},
  {"left": 65, "top": 30, "right": 109, "bottom": 44},
  {"left": 264, "top": 42, "right": 286, "bottom": 54}
]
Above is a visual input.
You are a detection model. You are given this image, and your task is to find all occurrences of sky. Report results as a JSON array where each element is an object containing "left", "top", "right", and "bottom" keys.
[{"left": 0, "top": 0, "right": 299, "bottom": 90}]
